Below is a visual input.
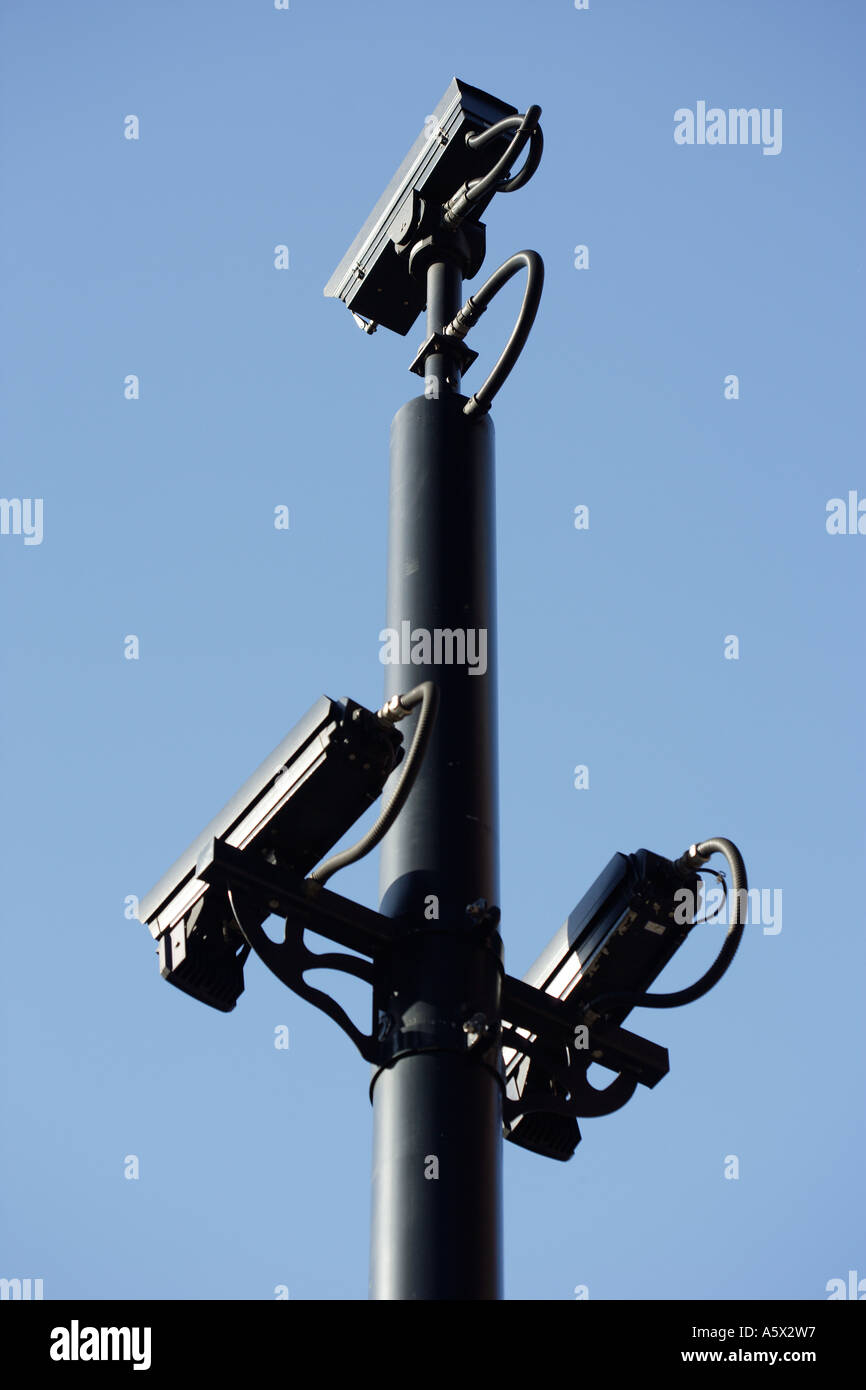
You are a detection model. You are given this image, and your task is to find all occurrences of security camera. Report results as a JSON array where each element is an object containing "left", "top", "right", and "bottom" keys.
[
  {"left": 518, "top": 849, "right": 701, "bottom": 1026},
  {"left": 503, "top": 848, "right": 702, "bottom": 1160},
  {"left": 139, "top": 696, "right": 404, "bottom": 1012},
  {"left": 324, "top": 77, "right": 522, "bottom": 335}
]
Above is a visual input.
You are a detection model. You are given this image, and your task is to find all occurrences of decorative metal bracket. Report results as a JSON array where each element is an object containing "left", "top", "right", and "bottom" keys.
[
  {"left": 500, "top": 972, "right": 669, "bottom": 1127},
  {"left": 196, "top": 837, "right": 400, "bottom": 1064},
  {"left": 500, "top": 1023, "right": 639, "bottom": 1126},
  {"left": 231, "top": 896, "right": 379, "bottom": 1062}
]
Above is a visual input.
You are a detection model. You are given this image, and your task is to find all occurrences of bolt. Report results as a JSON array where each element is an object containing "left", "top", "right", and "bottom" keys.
[
  {"left": 465, "top": 899, "right": 501, "bottom": 931},
  {"left": 463, "top": 1012, "right": 489, "bottom": 1047}
]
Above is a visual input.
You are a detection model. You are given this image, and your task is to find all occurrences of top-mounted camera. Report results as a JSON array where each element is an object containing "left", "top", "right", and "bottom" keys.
[{"left": 324, "top": 77, "right": 538, "bottom": 336}]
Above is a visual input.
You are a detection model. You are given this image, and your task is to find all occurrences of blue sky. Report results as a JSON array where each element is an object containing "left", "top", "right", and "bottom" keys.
[{"left": 1, "top": 0, "right": 863, "bottom": 1301}]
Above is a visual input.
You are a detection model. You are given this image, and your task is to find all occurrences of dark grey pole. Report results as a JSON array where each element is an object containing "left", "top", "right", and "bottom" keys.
[{"left": 369, "top": 254, "right": 504, "bottom": 1299}]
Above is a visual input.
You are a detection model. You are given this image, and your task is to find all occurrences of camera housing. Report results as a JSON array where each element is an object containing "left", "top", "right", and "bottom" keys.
[
  {"left": 139, "top": 696, "right": 404, "bottom": 1012},
  {"left": 323, "top": 77, "right": 518, "bottom": 335}
]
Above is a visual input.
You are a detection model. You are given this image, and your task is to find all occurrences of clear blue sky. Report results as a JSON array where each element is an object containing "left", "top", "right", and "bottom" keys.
[{"left": 1, "top": 0, "right": 863, "bottom": 1301}]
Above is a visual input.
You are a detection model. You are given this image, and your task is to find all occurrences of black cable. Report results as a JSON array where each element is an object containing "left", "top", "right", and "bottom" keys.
[
  {"left": 442, "top": 106, "right": 542, "bottom": 227},
  {"left": 585, "top": 837, "right": 748, "bottom": 1014},
  {"left": 493, "top": 123, "right": 543, "bottom": 193},
  {"left": 463, "top": 106, "right": 543, "bottom": 194},
  {"left": 309, "top": 681, "right": 439, "bottom": 886},
  {"left": 445, "top": 250, "right": 544, "bottom": 417},
  {"left": 690, "top": 867, "right": 727, "bottom": 925}
]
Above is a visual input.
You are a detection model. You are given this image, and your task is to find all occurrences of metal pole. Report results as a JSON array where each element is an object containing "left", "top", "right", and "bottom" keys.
[{"left": 369, "top": 254, "right": 504, "bottom": 1299}]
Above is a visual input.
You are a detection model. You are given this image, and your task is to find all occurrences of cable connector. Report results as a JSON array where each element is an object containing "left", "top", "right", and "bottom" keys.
[
  {"left": 444, "top": 295, "right": 486, "bottom": 341},
  {"left": 673, "top": 843, "right": 713, "bottom": 875},
  {"left": 377, "top": 693, "right": 415, "bottom": 724}
]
